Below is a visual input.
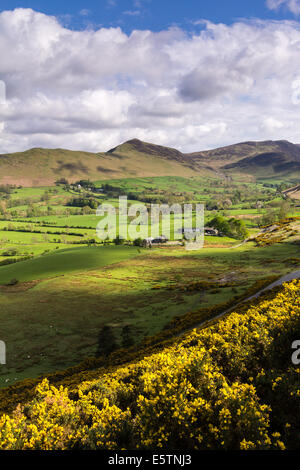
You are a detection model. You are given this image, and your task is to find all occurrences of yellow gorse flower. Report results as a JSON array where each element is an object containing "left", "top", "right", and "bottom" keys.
[{"left": 0, "top": 280, "right": 299, "bottom": 450}]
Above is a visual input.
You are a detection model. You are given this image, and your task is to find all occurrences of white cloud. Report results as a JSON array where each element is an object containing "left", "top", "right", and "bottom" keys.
[
  {"left": 79, "top": 9, "right": 90, "bottom": 17},
  {"left": 123, "top": 10, "right": 141, "bottom": 17},
  {"left": 1, "top": 9, "right": 300, "bottom": 154},
  {"left": 261, "top": 117, "right": 285, "bottom": 133},
  {"left": 266, "top": 0, "right": 300, "bottom": 15}
]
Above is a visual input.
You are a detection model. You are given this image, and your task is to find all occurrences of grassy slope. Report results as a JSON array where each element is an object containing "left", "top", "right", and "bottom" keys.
[
  {"left": 0, "top": 246, "right": 141, "bottom": 284},
  {"left": 1, "top": 138, "right": 300, "bottom": 187},
  {"left": 0, "top": 145, "right": 203, "bottom": 187},
  {"left": 0, "top": 240, "right": 298, "bottom": 387},
  {"left": 0, "top": 280, "right": 299, "bottom": 450}
]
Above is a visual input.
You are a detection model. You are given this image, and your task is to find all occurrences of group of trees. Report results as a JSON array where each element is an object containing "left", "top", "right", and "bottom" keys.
[
  {"left": 55, "top": 178, "right": 69, "bottom": 186},
  {"left": 207, "top": 215, "right": 249, "bottom": 240},
  {"left": 0, "top": 184, "right": 17, "bottom": 195},
  {"left": 56, "top": 179, "right": 97, "bottom": 192},
  {"left": 67, "top": 197, "right": 98, "bottom": 210},
  {"left": 100, "top": 184, "right": 197, "bottom": 205},
  {"left": 0, "top": 189, "right": 61, "bottom": 218},
  {"left": 205, "top": 184, "right": 285, "bottom": 211},
  {"left": 258, "top": 201, "right": 292, "bottom": 226},
  {"left": 75, "top": 180, "right": 96, "bottom": 191},
  {"left": 96, "top": 324, "right": 136, "bottom": 357}
]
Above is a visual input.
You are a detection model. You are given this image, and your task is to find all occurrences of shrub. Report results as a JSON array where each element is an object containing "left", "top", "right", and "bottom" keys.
[
  {"left": 6, "top": 278, "right": 19, "bottom": 286},
  {"left": 0, "top": 281, "right": 299, "bottom": 450}
]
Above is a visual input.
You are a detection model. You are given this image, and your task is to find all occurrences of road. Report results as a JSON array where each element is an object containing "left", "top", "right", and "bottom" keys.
[{"left": 177, "top": 268, "right": 300, "bottom": 337}]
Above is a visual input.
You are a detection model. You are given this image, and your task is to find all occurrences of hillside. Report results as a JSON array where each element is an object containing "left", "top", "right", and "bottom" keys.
[
  {"left": 0, "top": 142, "right": 207, "bottom": 187},
  {"left": 0, "top": 148, "right": 107, "bottom": 187},
  {"left": 1, "top": 138, "right": 300, "bottom": 187},
  {"left": 284, "top": 184, "right": 300, "bottom": 200},
  {"left": 187, "top": 139, "right": 300, "bottom": 166},
  {"left": 0, "top": 280, "right": 299, "bottom": 450},
  {"left": 188, "top": 139, "right": 300, "bottom": 180},
  {"left": 0, "top": 245, "right": 141, "bottom": 285}
]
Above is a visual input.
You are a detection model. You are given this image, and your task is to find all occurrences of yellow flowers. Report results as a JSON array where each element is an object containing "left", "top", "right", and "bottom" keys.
[{"left": 0, "top": 280, "right": 299, "bottom": 450}]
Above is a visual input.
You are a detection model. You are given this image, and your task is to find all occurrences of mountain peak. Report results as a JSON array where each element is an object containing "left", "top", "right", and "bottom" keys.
[{"left": 107, "top": 138, "right": 185, "bottom": 162}]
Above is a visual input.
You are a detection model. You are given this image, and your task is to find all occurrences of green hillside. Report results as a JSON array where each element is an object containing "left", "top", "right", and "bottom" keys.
[
  {"left": 0, "top": 246, "right": 141, "bottom": 284},
  {"left": 188, "top": 139, "right": 300, "bottom": 181},
  {"left": 1, "top": 138, "right": 299, "bottom": 187},
  {"left": 0, "top": 143, "right": 204, "bottom": 187},
  {"left": 0, "top": 280, "right": 299, "bottom": 450}
]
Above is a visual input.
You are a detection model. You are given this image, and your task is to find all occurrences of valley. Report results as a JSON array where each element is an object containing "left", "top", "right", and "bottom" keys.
[{"left": 0, "top": 138, "right": 299, "bottom": 450}]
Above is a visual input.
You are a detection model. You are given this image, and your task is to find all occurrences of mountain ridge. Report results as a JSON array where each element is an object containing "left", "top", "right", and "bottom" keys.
[{"left": 0, "top": 138, "right": 299, "bottom": 186}]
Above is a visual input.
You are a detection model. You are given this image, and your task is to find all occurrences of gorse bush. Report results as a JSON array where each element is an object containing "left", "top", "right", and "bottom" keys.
[{"left": 0, "top": 280, "right": 299, "bottom": 450}]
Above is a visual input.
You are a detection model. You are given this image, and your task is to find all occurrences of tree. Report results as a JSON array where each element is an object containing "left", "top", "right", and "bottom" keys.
[
  {"left": 55, "top": 178, "right": 69, "bottom": 186},
  {"left": 82, "top": 206, "right": 92, "bottom": 215},
  {"left": 113, "top": 235, "right": 125, "bottom": 245},
  {"left": 206, "top": 200, "right": 218, "bottom": 211},
  {"left": 133, "top": 237, "right": 143, "bottom": 247},
  {"left": 41, "top": 191, "right": 50, "bottom": 202},
  {"left": 208, "top": 215, "right": 249, "bottom": 239},
  {"left": 278, "top": 201, "right": 291, "bottom": 220},
  {"left": 207, "top": 215, "right": 231, "bottom": 236},
  {"left": 121, "top": 325, "right": 135, "bottom": 349},
  {"left": 229, "top": 218, "right": 249, "bottom": 240},
  {"left": 96, "top": 325, "right": 118, "bottom": 357}
]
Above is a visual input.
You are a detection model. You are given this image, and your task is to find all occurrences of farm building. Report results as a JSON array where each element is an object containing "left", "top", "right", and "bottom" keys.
[
  {"left": 143, "top": 235, "right": 168, "bottom": 247},
  {"left": 204, "top": 227, "right": 219, "bottom": 236},
  {"left": 177, "top": 227, "right": 219, "bottom": 236}
]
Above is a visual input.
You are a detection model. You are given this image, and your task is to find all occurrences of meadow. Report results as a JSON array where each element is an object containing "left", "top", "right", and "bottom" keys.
[{"left": 0, "top": 175, "right": 299, "bottom": 388}]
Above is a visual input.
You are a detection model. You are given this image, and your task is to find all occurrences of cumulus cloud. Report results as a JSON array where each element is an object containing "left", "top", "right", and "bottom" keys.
[
  {"left": 0, "top": 8, "right": 300, "bottom": 154},
  {"left": 266, "top": 0, "right": 300, "bottom": 15}
]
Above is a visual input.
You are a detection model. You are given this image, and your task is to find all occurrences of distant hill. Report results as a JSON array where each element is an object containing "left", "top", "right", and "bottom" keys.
[
  {"left": 187, "top": 139, "right": 300, "bottom": 179},
  {"left": 0, "top": 138, "right": 299, "bottom": 187},
  {"left": 0, "top": 141, "right": 211, "bottom": 186}
]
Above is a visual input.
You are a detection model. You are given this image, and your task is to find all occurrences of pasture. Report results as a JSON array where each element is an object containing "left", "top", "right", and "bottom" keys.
[{"left": 0, "top": 175, "right": 298, "bottom": 387}]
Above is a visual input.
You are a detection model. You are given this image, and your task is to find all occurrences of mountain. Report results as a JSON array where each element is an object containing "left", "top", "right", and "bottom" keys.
[
  {"left": 0, "top": 148, "right": 107, "bottom": 187},
  {"left": 0, "top": 138, "right": 299, "bottom": 187},
  {"left": 219, "top": 140, "right": 300, "bottom": 179},
  {"left": 187, "top": 139, "right": 300, "bottom": 179},
  {"left": 0, "top": 140, "right": 213, "bottom": 186},
  {"left": 108, "top": 138, "right": 185, "bottom": 163}
]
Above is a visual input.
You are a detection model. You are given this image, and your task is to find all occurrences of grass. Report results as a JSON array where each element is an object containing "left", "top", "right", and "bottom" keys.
[
  {"left": 0, "top": 240, "right": 299, "bottom": 387},
  {"left": 15, "top": 214, "right": 103, "bottom": 228},
  {"left": 0, "top": 175, "right": 298, "bottom": 389},
  {"left": 0, "top": 246, "right": 142, "bottom": 285},
  {"left": 0, "top": 145, "right": 200, "bottom": 187}
]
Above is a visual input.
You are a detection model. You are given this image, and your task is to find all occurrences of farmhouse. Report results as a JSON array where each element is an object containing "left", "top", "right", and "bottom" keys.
[
  {"left": 204, "top": 227, "right": 219, "bottom": 236},
  {"left": 143, "top": 235, "right": 168, "bottom": 246},
  {"left": 177, "top": 227, "right": 219, "bottom": 236}
]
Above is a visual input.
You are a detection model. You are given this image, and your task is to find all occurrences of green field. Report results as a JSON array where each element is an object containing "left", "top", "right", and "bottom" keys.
[
  {"left": 0, "top": 246, "right": 142, "bottom": 285},
  {"left": 0, "top": 240, "right": 299, "bottom": 387},
  {"left": 0, "top": 173, "right": 299, "bottom": 388}
]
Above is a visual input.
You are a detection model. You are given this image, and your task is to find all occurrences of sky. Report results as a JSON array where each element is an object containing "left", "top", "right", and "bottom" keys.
[{"left": 0, "top": 0, "right": 300, "bottom": 153}]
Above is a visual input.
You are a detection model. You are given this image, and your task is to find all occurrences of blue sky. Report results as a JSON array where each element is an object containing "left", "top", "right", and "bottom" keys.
[
  {"left": 0, "top": 0, "right": 298, "bottom": 33},
  {"left": 0, "top": 2, "right": 300, "bottom": 153}
]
